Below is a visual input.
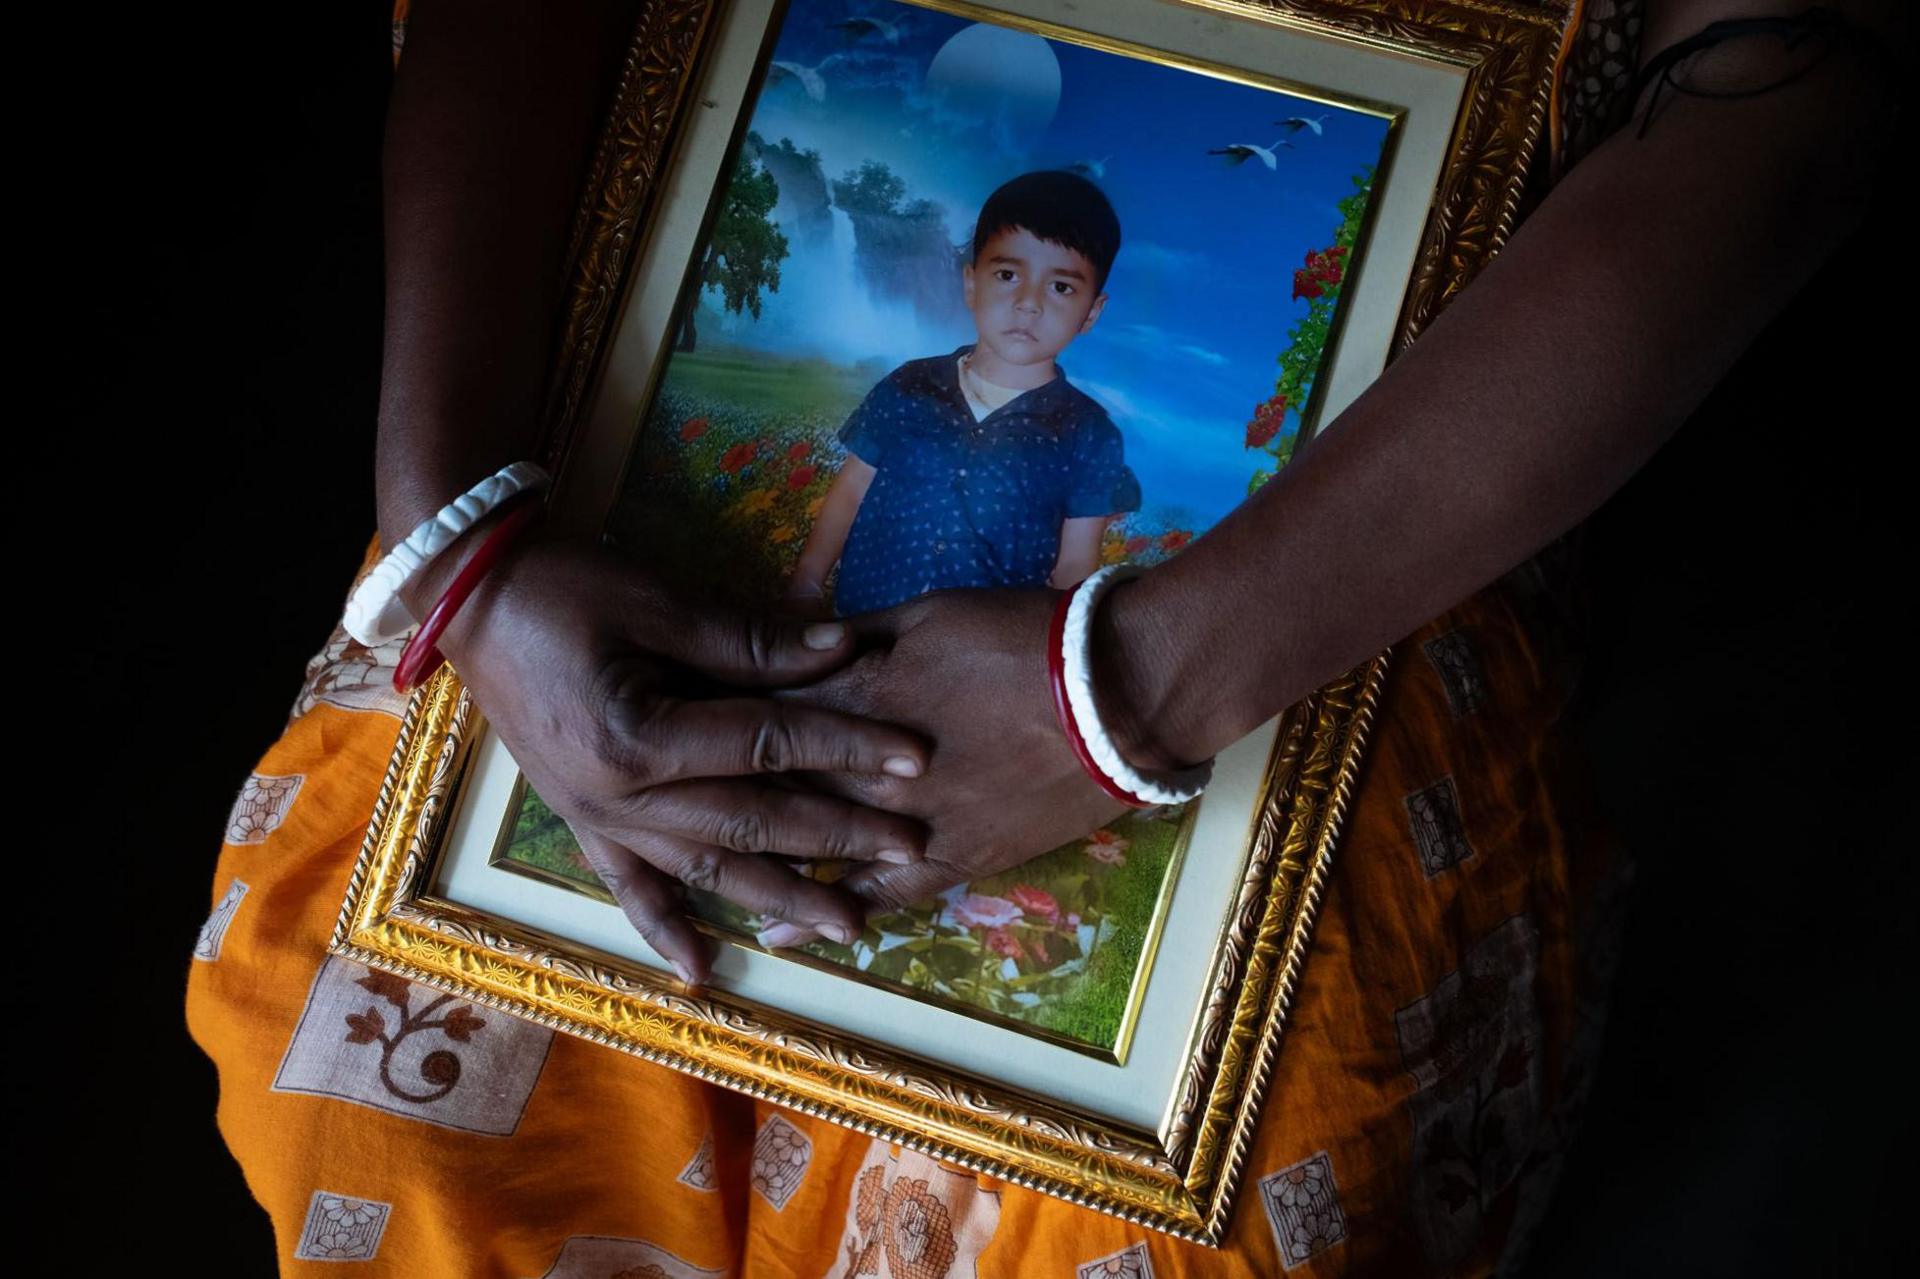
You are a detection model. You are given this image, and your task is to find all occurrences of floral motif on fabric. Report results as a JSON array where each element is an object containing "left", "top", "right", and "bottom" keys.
[
  {"left": 293, "top": 1190, "right": 391, "bottom": 1261},
  {"left": 1496, "top": 864, "right": 1636, "bottom": 1276},
  {"left": 751, "top": 1113, "right": 814, "bottom": 1211},
  {"left": 1422, "top": 629, "right": 1489, "bottom": 717},
  {"left": 1259, "top": 1152, "right": 1348, "bottom": 1271},
  {"left": 825, "top": 1141, "right": 1002, "bottom": 1279},
  {"left": 287, "top": 620, "right": 411, "bottom": 724},
  {"left": 192, "top": 877, "right": 248, "bottom": 962},
  {"left": 1076, "top": 1240, "right": 1155, "bottom": 1278},
  {"left": 678, "top": 1131, "right": 717, "bottom": 1192},
  {"left": 225, "top": 772, "right": 304, "bottom": 845},
  {"left": 1395, "top": 915, "right": 1545, "bottom": 1270},
  {"left": 273, "top": 958, "right": 553, "bottom": 1135},
  {"left": 531, "top": 1235, "right": 725, "bottom": 1279},
  {"left": 1404, "top": 776, "right": 1476, "bottom": 878},
  {"left": 1556, "top": 0, "right": 1649, "bottom": 175}
]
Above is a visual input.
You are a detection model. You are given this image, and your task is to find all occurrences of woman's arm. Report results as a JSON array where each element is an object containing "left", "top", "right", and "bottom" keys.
[
  {"left": 787, "top": 457, "right": 876, "bottom": 606},
  {"left": 784, "top": 0, "right": 1903, "bottom": 917},
  {"left": 375, "top": 0, "right": 638, "bottom": 573},
  {"left": 1096, "top": 0, "right": 1902, "bottom": 774},
  {"left": 1048, "top": 516, "right": 1110, "bottom": 589}
]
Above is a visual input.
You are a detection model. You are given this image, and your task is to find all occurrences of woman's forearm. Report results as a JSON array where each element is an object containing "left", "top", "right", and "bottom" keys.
[
  {"left": 1097, "top": 14, "right": 1896, "bottom": 769},
  {"left": 375, "top": 0, "right": 642, "bottom": 612}
]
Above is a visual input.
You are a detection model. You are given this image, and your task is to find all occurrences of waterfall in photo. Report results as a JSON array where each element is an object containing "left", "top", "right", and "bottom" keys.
[{"left": 709, "top": 202, "right": 954, "bottom": 370}]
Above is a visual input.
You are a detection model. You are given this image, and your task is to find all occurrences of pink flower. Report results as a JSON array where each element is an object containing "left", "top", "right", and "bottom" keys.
[
  {"left": 950, "top": 893, "right": 1022, "bottom": 930},
  {"left": 984, "top": 927, "right": 1026, "bottom": 963},
  {"left": 1009, "top": 884, "right": 1061, "bottom": 925},
  {"left": 1084, "top": 829, "right": 1130, "bottom": 866}
]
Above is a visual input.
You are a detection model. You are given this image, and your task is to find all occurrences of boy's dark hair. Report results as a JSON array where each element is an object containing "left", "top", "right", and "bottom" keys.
[{"left": 971, "top": 170, "right": 1122, "bottom": 292}]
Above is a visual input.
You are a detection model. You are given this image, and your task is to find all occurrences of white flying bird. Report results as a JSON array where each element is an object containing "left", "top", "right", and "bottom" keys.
[
  {"left": 1207, "top": 138, "right": 1294, "bottom": 170},
  {"left": 767, "top": 59, "right": 827, "bottom": 102},
  {"left": 1274, "top": 114, "right": 1331, "bottom": 136}
]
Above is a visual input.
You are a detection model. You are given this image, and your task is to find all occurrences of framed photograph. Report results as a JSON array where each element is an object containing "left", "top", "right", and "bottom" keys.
[{"left": 338, "top": 0, "right": 1572, "bottom": 1241}]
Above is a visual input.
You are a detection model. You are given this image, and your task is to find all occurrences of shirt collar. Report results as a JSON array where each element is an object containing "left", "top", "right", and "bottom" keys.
[{"left": 946, "top": 344, "right": 1075, "bottom": 419}]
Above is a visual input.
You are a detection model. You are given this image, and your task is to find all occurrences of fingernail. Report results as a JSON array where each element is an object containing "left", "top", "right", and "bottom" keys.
[
  {"left": 876, "top": 848, "right": 917, "bottom": 865},
  {"left": 669, "top": 959, "right": 697, "bottom": 986},
  {"left": 821, "top": 922, "right": 859, "bottom": 945},
  {"left": 803, "top": 622, "right": 846, "bottom": 650},
  {"left": 757, "top": 922, "right": 809, "bottom": 948},
  {"left": 882, "top": 756, "right": 922, "bottom": 778}
]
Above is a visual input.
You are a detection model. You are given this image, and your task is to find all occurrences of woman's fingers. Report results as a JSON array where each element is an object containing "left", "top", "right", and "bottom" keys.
[
  {"left": 611, "top": 778, "right": 926, "bottom": 863},
  {"left": 624, "top": 828, "right": 867, "bottom": 947},
  {"left": 634, "top": 598, "right": 863, "bottom": 689},
  {"left": 604, "top": 693, "right": 927, "bottom": 788},
  {"left": 573, "top": 830, "right": 711, "bottom": 985},
  {"left": 834, "top": 857, "right": 964, "bottom": 917}
]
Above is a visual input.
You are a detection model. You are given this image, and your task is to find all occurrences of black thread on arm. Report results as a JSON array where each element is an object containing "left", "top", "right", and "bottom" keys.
[{"left": 1631, "top": 5, "right": 1900, "bottom": 140}]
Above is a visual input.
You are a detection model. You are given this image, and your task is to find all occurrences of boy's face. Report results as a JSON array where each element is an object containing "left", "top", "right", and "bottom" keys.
[{"left": 962, "top": 226, "right": 1108, "bottom": 374}]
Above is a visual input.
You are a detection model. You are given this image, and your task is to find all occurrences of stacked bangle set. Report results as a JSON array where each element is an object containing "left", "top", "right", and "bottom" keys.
[{"left": 344, "top": 461, "right": 552, "bottom": 694}]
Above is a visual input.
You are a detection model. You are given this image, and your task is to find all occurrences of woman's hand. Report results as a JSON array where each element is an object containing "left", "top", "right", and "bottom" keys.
[
  {"left": 776, "top": 588, "right": 1130, "bottom": 918},
  {"left": 430, "top": 533, "right": 932, "bottom": 983}
]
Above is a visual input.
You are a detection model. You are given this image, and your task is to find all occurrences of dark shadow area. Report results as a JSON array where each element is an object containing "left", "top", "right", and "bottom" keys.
[
  {"left": 66, "top": 6, "right": 1908, "bottom": 1274},
  {"left": 1522, "top": 177, "right": 1912, "bottom": 1274}
]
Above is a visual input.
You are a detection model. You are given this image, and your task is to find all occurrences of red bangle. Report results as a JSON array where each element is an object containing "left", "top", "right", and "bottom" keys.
[
  {"left": 393, "top": 492, "right": 544, "bottom": 694},
  {"left": 1046, "top": 588, "right": 1152, "bottom": 808}
]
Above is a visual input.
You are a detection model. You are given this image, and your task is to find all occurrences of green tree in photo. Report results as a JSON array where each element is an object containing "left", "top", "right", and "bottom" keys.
[
  {"left": 677, "top": 153, "right": 789, "bottom": 352},
  {"left": 830, "top": 159, "right": 907, "bottom": 215}
]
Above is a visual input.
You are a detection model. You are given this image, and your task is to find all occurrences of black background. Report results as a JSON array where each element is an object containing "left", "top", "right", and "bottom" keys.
[{"left": 66, "top": 5, "right": 1911, "bottom": 1272}]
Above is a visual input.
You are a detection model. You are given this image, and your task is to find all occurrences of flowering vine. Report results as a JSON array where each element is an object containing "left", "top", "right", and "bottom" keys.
[{"left": 1246, "top": 167, "right": 1374, "bottom": 493}]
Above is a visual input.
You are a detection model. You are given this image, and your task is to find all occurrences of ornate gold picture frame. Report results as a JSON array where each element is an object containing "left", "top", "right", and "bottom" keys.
[{"left": 337, "top": 0, "right": 1571, "bottom": 1242}]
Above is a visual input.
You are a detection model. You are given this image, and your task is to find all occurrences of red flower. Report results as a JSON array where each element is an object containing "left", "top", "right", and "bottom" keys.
[
  {"left": 679, "top": 416, "right": 710, "bottom": 442},
  {"left": 787, "top": 464, "right": 817, "bottom": 491},
  {"left": 1124, "top": 536, "right": 1151, "bottom": 556},
  {"left": 1292, "top": 246, "right": 1347, "bottom": 301},
  {"left": 1160, "top": 529, "right": 1192, "bottom": 553},
  {"left": 786, "top": 440, "right": 812, "bottom": 462},
  {"left": 984, "top": 927, "right": 1027, "bottom": 963},
  {"left": 718, "top": 443, "right": 756, "bottom": 474},
  {"left": 1246, "top": 393, "right": 1290, "bottom": 450},
  {"left": 1009, "top": 884, "right": 1061, "bottom": 925}
]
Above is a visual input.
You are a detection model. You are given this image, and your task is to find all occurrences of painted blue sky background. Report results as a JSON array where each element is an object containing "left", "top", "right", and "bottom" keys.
[{"left": 698, "top": 0, "right": 1391, "bottom": 530}]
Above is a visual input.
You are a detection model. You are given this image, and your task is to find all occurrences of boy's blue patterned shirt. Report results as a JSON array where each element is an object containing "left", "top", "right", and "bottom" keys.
[{"left": 833, "top": 346, "right": 1141, "bottom": 615}]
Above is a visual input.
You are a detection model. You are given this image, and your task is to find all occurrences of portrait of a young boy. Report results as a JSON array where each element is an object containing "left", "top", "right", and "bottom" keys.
[{"left": 785, "top": 170, "right": 1142, "bottom": 617}]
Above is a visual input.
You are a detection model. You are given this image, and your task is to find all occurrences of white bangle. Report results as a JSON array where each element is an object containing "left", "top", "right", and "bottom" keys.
[
  {"left": 1060, "top": 564, "right": 1214, "bottom": 806},
  {"left": 345, "top": 461, "right": 552, "bottom": 645}
]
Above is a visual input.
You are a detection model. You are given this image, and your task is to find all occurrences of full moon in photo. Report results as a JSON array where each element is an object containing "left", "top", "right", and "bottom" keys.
[{"left": 924, "top": 23, "right": 1062, "bottom": 138}]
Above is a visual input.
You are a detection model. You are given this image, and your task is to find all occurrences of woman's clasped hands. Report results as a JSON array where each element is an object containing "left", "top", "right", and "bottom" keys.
[{"left": 441, "top": 537, "right": 1143, "bottom": 981}]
